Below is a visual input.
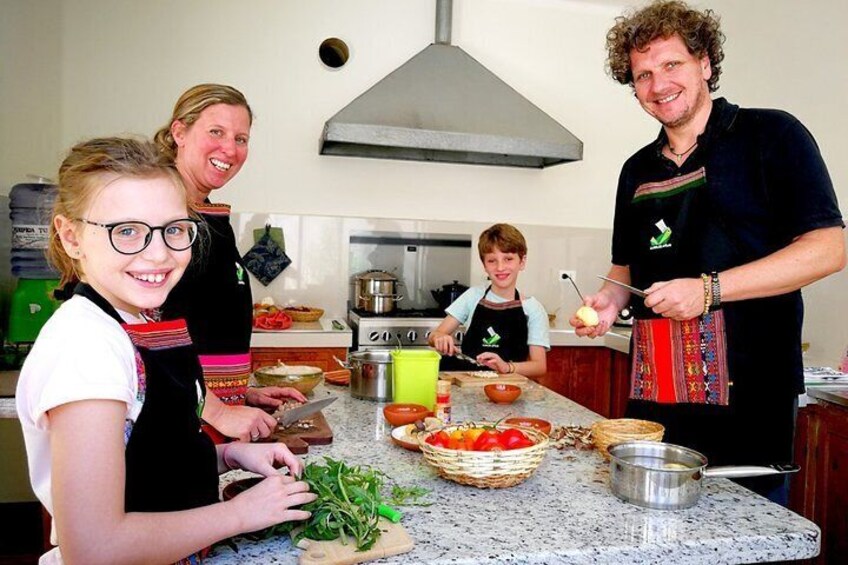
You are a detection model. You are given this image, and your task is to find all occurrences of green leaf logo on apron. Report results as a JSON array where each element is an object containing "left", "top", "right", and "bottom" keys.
[
  {"left": 649, "top": 219, "right": 673, "bottom": 250},
  {"left": 235, "top": 262, "right": 246, "bottom": 285}
]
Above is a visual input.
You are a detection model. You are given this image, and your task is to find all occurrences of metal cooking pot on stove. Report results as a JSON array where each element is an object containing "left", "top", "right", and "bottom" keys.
[
  {"left": 608, "top": 441, "right": 799, "bottom": 510},
  {"left": 431, "top": 280, "right": 468, "bottom": 310},
  {"left": 353, "top": 270, "right": 404, "bottom": 314}
]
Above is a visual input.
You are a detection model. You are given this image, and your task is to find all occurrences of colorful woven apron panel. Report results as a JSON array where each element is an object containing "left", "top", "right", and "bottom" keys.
[
  {"left": 632, "top": 167, "right": 706, "bottom": 203},
  {"left": 198, "top": 353, "right": 251, "bottom": 406},
  {"left": 631, "top": 310, "right": 730, "bottom": 405}
]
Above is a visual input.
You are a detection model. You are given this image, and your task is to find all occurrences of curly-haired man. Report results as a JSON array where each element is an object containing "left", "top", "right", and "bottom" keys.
[{"left": 571, "top": 1, "right": 845, "bottom": 505}]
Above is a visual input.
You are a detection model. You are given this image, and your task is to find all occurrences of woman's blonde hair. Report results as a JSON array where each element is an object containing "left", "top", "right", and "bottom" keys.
[
  {"left": 478, "top": 223, "right": 527, "bottom": 260},
  {"left": 153, "top": 83, "right": 253, "bottom": 162},
  {"left": 48, "top": 137, "right": 186, "bottom": 288}
]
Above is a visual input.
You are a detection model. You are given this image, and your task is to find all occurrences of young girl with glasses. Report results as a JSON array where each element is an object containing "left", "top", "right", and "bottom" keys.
[{"left": 16, "top": 137, "right": 315, "bottom": 564}]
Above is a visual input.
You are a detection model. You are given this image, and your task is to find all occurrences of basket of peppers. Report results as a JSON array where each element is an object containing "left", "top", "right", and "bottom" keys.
[{"left": 419, "top": 421, "right": 549, "bottom": 488}]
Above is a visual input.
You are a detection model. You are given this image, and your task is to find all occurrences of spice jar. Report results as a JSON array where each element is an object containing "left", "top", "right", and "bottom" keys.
[{"left": 434, "top": 379, "right": 452, "bottom": 423}]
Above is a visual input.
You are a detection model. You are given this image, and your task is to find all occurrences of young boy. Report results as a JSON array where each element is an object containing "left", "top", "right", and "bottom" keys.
[{"left": 428, "top": 223, "right": 549, "bottom": 376}]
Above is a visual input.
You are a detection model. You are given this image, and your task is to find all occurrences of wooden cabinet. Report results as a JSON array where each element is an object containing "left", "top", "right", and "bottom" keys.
[
  {"left": 251, "top": 347, "right": 347, "bottom": 373},
  {"left": 533, "top": 347, "right": 629, "bottom": 418},
  {"left": 790, "top": 400, "right": 848, "bottom": 564}
]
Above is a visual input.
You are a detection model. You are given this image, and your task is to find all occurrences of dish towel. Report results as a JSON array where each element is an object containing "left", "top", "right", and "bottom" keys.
[{"left": 242, "top": 224, "right": 291, "bottom": 285}]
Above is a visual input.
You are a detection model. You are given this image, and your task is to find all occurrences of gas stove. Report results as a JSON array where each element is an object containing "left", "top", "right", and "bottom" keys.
[{"left": 348, "top": 309, "right": 464, "bottom": 350}]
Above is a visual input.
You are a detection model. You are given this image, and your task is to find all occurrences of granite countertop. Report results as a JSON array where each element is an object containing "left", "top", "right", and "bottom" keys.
[
  {"left": 549, "top": 326, "right": 631, "bottom": 354},
  {"left": 208, "top": 381, "right": 819, "bottom": 564},
  {"left": 806, "top": 386, "right": 848, "bottom": 408}
]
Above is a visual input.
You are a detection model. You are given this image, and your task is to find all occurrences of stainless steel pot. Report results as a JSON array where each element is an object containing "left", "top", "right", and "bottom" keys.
[
  {"left": 353, "top": 270, "right": 404, "bottom": 314},
  {"left": 608, "top": 441, "right": 799, "bottom": 510},
  {"left": 336, "top": 351, "right": 393, "bottom": 401}
]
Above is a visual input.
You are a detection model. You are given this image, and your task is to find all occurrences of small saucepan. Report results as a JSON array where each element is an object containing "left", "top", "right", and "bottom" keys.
[{"left": 607, "top": 441, "right": 799, "bottom": 510}]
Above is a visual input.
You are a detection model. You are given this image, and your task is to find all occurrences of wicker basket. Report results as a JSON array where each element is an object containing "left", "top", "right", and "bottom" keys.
[
  {"left": 282, "top": 307, "right": 324, "bottom": 322},
  {"left": 591, "top": 418, "right": 664, "bottom": 460},
  {"left": 418, "top": 423, "right": 549, "bottom": 488}
]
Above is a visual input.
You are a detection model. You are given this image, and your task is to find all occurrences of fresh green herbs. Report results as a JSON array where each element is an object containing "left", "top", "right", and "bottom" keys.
[
  {"left": 386, "top": 484, "right": 433, "bottom": 507},
  {"left": 268, "top": 457, "right": 430, "bottom": 552}
]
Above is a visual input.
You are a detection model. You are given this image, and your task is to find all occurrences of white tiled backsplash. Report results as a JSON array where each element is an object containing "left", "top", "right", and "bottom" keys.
[{"left": 233, "top": 212, "right": 614, "bottom": 328}]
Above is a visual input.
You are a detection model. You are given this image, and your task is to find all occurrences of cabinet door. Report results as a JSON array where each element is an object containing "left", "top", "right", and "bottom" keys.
[
  {"left": 251, "top": 348, "right": 347, "bottom": 373},
  {"left": 816, "top": 403, "right": 848, "bottom": 564},
  {"left": 536, "top": 347, "right": 612, "bottom": 416}
]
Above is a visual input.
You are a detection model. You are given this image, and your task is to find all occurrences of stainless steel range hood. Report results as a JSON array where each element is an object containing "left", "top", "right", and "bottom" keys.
[{"left": 319, "top": 0, "right": 583, "bottom": 168}]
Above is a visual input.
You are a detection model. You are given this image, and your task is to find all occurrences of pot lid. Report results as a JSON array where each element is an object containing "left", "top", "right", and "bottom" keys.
[
  {"left": 355, "top": 269, "right": 398, "bottom": 281},
  {"left": 438, "top": 279, "right": 468, "bottom": 291}
]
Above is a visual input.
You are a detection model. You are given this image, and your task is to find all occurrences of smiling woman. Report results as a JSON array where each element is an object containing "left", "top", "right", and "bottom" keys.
[{"left": 154, "top": 84, "right": 308, "bottom": 443}]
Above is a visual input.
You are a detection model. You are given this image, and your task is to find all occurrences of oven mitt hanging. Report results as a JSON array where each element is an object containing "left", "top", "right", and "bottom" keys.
[{"left": 242, "top": 224, "right": 291, "bottom": 286}]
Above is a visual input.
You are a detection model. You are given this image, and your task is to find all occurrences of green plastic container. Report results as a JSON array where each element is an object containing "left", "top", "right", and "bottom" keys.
[
  {"left": 390, "top": 349, "right": 441, "bottom": 410},
  {"left": 8, "top": 279, "right": 60, "bottom": 343}
]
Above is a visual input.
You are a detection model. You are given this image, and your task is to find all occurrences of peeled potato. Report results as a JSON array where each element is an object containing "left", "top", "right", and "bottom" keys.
[{"left": 576, "top": 306, "right": 600, "bottom": 327}]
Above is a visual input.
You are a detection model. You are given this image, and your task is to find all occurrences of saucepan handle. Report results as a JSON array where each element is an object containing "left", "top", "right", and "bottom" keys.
[
  {"left": 333, "top": 355, "right": 351, "bottom": 369},
  {"left": 703, "top": 463, "right": 800, "bottom": 479}
]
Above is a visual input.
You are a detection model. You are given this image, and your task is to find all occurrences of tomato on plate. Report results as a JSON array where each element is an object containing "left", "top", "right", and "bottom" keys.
[{"left": 253, "top": 310, "right": 293, "bottom": 330}]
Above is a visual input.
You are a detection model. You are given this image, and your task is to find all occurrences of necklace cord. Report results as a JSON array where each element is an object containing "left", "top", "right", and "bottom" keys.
[{"left": 668, "top": 140, "right": 698, "bottom": 162}]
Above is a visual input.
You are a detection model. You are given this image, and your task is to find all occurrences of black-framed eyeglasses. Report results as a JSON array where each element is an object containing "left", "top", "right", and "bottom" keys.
[{"left": 76, "top": 218, "right": 200, "bottom": 255}]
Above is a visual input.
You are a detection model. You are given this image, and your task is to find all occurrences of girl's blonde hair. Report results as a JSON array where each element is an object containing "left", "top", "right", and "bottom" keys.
[
  {"left": 48, "top": 137, "right": 186, "bottom": 288},
  {"left": 153, "top": 83, "right": 253, "bottom": 162}
]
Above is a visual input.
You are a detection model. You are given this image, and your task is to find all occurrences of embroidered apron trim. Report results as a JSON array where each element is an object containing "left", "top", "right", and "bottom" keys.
[
  {"left": 632, "top": 167, "right": 707, "bottom": 203},
  {"left": 477, "top": 298, "right": 523, "bottom": 311},
  {"left": 122, "top": 319, "right": 193, "bottom": 349},
  {"left": 198, "top": 353, "right": 251, "bottom": 405},
  {"left": 192, "top": 202, "right": 231, "bottom": 216},
  {"left": 631, "top": 310, "right": 730, "bottom": 405}
]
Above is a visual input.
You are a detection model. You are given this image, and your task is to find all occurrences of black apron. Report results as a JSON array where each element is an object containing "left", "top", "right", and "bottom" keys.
[
  {"left": 441, "top": 287, "right": 529, "bottom": 372},
  {"left": 75, "top": 284, "right": 219, "bottom": 513},
  {"left": 623, "top": 165, "right": 796, "bottom": 495}
]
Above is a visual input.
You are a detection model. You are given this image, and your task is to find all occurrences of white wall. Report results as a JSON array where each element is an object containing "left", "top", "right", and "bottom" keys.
[
  {"left": 1, "top": 0, "right": 846, "bottom": 365},
  {"left": 0, "top": 0, "right": 62, "bottom": 186}
]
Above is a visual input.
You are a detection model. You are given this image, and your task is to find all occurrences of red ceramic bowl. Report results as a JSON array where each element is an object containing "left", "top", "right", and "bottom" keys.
[
  {"left": 484, "top": 383, "right": 522, "bottom": 404},
  {"left": 505, "top": 417, "right": 552, "bottom": 436},
  {"left": 383, "top": 403, "right": 430, "bottom": 427}
]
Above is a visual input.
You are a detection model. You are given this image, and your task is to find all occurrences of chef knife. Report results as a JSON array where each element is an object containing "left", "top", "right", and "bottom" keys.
[
  {"left": 277, "top": 396, "right": 337, "bottom": 428},
  {"left": 455, "top": 350, "right": 483, "bottom": 366},
  {"left": 596, "top": 275, "right": 648, "bottom": 298}
]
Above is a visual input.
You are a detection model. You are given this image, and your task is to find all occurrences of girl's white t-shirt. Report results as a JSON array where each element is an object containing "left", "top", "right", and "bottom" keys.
[{"left": 15, "top": 295, "right": 142, "bottom": 564}]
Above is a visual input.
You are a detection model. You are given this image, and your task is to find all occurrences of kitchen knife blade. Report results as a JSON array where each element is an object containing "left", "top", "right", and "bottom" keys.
[
  {"left": 455, "top": 350, "right": 483, "bottom": 366},
  {"left": 278, "top": 396, "right": 337, "bottom": 428},
  {"left": 596, "top": 275, "right": 648, "bottom": 298}
]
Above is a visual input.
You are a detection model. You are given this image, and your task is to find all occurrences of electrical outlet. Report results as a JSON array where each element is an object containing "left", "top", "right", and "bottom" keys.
[{"left": 558, "top": 270, "right": 576, "bottom": 283}]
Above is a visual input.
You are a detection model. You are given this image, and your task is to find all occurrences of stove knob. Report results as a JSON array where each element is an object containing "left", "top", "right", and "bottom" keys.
[
  {"left": 368, "top": 331, "right": 380, "bottom": 342},
  {"left": 407, "top": 330, "right": 418, "bottom": 342},
  {"left": 381, "top": 331, "right": 392, "bottom": 342},
  {"left": 455, "top": 331, "right": 464, "bottom": 343},
  {"left": 424, "top": 331, "right": 431, "bottom": 340}
]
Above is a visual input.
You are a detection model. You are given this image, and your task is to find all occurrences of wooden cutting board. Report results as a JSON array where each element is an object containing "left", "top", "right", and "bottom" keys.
[
  {"left": 263, "top": 412, "right": 333, "bottom": 454},
  {"left": 447, "top": 371, "right": 529, "bottom": 387},
  {"left": 296, "top": 520, "right": 414, "bottom": 565}
]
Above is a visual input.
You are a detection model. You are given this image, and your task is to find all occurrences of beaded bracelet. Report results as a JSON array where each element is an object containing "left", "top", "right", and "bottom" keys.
[
  {"left": 700, "top": 273, "right": 713, "bottom": 316},
  {"left": 710, "top": 271, "right": 722, "bottom": 307},
  {"left": 507, "top": 361, "right": 516, "bottom": 374}
]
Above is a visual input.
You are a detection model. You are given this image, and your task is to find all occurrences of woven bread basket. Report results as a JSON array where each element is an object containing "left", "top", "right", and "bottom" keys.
[
  {"left": 591, "top": 418, "right": 664, "bottom": 460},
  {"left": 418, "top": 424, "right": 549, "bottom": 488},
  {"left": 282, "top": 307, "right": 324, "bottom": 322}
]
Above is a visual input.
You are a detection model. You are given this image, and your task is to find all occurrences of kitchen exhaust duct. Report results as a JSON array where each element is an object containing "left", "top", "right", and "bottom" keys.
[{"left": 319, "top": 0, "right": 583, "bottom": 168}]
